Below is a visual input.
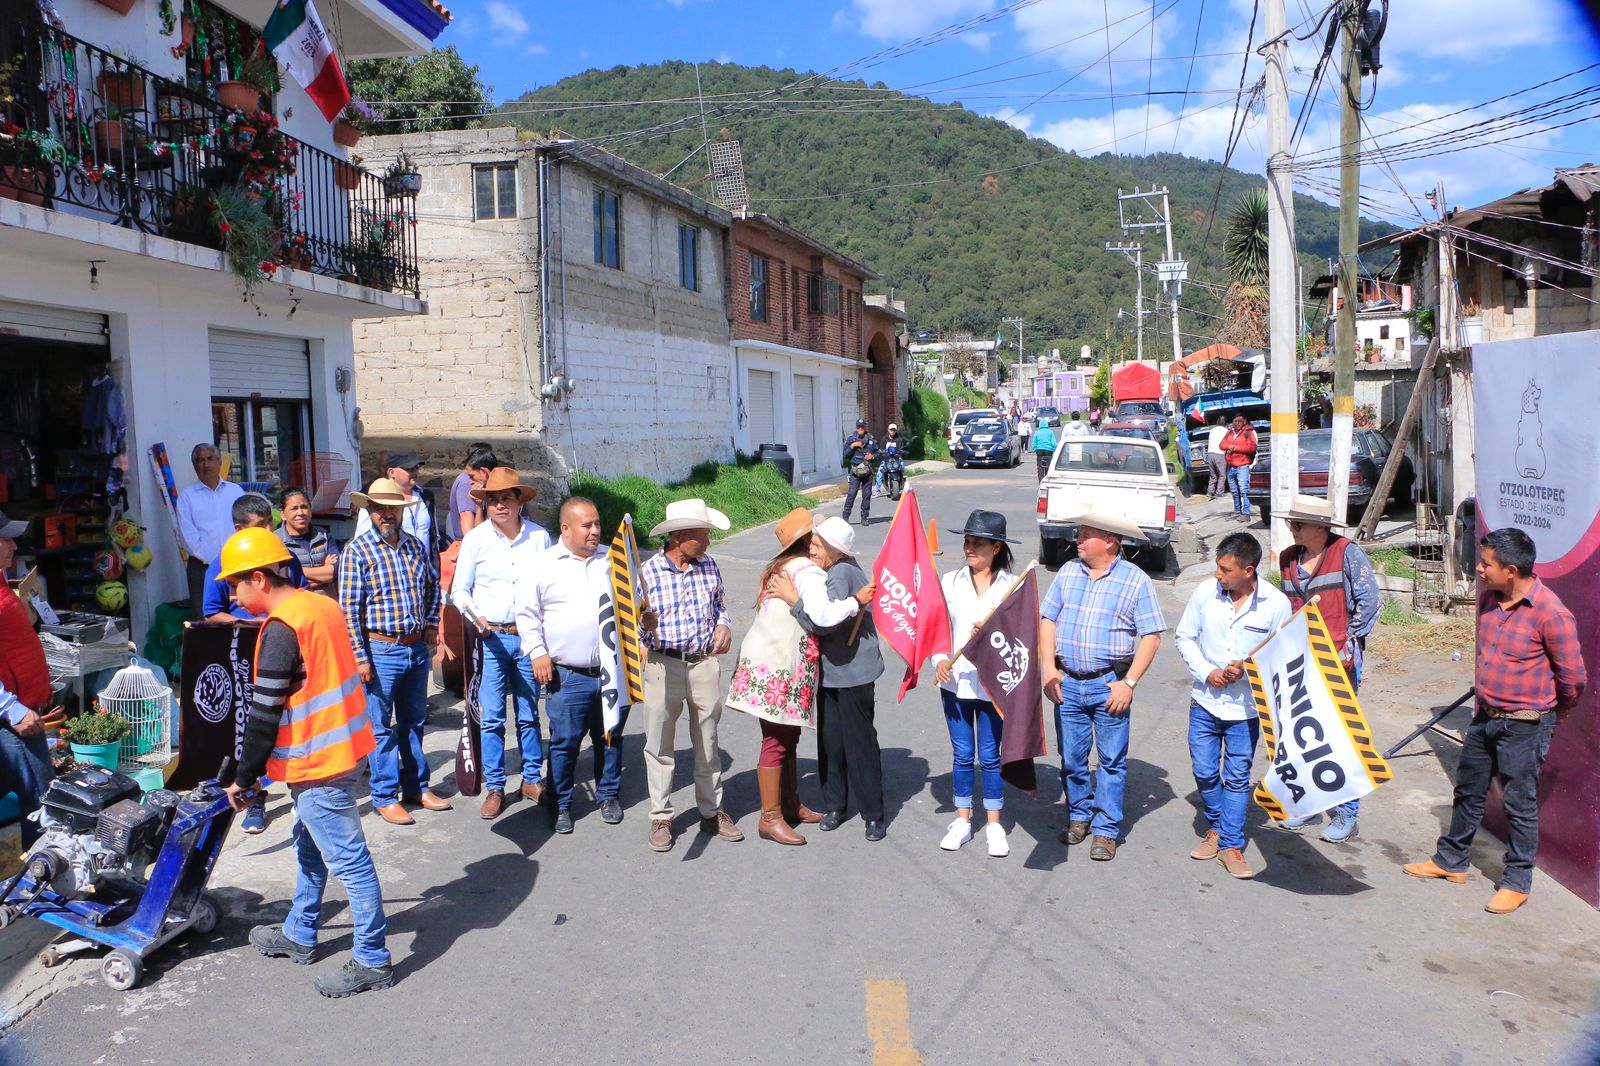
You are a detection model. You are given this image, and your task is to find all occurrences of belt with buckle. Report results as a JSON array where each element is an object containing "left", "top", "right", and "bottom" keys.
[
  {"left": 482, "top": 621, "right": 518, "bottom": 635},
  {"left": 555, "top": 662, "right": 602, "bottom": 678},
  {"left": 655, "top": 647, "right": 710, "bottom": 664},
  {"left": 369, "top": 631, "right": 423, "bottom": 646}
]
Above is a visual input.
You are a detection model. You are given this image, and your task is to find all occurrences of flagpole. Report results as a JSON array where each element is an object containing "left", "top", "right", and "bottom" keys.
[
  {"left": 1241, "top": 593, "right": 1321, "bottom": 661},
  {"left": 952, "top": 561, "right": 1037, "bottom": 662},
  {"left": 846, "top": 486, "right": 914, "bottom": 646}
]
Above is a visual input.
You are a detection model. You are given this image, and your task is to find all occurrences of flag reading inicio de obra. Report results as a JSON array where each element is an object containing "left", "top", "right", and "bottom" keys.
[
  {"left": 597, "top": 514, "right": 646, "bottom": 744},
  {"left": 1246, "top": 604, "right": 1392, "bottom": 821}
]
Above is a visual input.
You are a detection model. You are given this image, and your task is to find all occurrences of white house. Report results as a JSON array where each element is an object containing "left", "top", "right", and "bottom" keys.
[{"left": 0, "top": 0, "right": 448, "bottom": 638}]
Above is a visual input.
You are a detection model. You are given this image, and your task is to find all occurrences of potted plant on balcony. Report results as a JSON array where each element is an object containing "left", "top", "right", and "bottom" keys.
[
  {"left": 211, "top": 182, "right": 278, "bottom": 292},
  {"left": 334, "top": 99, "right": 382, "bottom": 148},
  {"left": 94, "top": 103, "right": 135, "bottom": 157},
  {"left": 96, "top": 61, "right": 146, "bottom": 111},
  {"left": 348, "top": 205, "right": 403, "bottom": 290},
  {"left": 383, "top": 151, "right": 421, "bottom": 196},
  {"left": 219, "top": 50, "right": 278, "bottom": 113},
  {"left": 334, "top": 152, "right": 363, "bottom": 192},
  {"left": 0, "top": 121, "right": 50, "bottom": 206}
]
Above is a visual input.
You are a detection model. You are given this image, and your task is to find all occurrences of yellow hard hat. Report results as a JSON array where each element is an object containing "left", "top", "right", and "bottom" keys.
[{"left": 218, "top": 527, "right": 292, "bottom": 580}]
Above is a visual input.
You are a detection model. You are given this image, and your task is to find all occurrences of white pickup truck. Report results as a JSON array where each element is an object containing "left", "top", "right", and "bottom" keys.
[{"left": 1036, "top": 434, "right": 1177, "bottom": 567}]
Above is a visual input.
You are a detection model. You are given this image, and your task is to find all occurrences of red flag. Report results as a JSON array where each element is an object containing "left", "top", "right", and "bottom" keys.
[
  {"left": 870, "top": 487, "right": 951, "bottom": 700},
  {"left": 959, "top": 565, "right": 1047, "bottom": 795}
]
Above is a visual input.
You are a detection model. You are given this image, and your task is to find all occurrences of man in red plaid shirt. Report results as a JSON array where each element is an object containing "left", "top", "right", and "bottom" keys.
[{"left": 1404, "top": 528, "right": 1586, "bottom": 914}]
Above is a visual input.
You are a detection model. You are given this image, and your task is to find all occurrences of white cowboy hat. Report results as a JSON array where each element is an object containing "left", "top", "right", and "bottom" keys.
[
  {"left": 349, "top": 477, "right": 421, "bottom": 510},
  {"left": 649, "top": 498, "right": 731, "bottom": 538},
  {"left": 1068, "top": 510, "right": 1149, "bottom": 544},
  {"left": 815, "top": 515, "right": 857, "bottom": 557},
  {"left": 1281, "top": 494, "right": 1339, "bottom": 527}
]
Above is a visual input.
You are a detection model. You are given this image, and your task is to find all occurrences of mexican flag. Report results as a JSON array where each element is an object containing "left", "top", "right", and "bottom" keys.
[{"left": 262, "top": 0, "right": 350, "bottom": 122}]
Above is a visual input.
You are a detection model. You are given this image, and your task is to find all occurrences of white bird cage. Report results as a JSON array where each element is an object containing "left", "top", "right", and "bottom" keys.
[{"left": 97, "top": 659, "right": 173, "bottom": 773}]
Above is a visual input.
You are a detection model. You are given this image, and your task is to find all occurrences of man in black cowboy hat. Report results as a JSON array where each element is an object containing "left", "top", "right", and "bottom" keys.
[{"left": 841, "top": 419, "right": 877, "bottom": 524}]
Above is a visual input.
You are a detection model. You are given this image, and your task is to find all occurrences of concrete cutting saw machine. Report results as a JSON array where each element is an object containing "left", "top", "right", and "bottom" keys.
[{"left": 0, "top": 763, "right": 234, "bottom": 990}]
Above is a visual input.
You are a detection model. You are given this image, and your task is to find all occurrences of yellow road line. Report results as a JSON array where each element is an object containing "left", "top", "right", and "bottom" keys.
[{"left": 865, "top": 978, "right": 925, "bottom": 1066}]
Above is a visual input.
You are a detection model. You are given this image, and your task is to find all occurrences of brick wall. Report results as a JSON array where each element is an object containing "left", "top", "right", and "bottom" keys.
[{"left": 728, "top": 218, "right": 870, "bottom": 364}]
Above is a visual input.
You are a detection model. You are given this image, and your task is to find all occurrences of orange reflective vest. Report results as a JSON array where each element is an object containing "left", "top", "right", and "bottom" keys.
[{"left": 257, "top": 589, "right": 375, "bottom": 784}]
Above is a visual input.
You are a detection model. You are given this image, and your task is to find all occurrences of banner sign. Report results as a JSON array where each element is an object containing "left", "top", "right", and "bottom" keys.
[
  {"left": 453, "top": 625, "right": 483, "bottom": 796},
  {"left": 958, "top": 565, "right": 1047, "bottom": 795},
  {"left": 597, "top": 514, "right": 644, "bottom": 744},
  {"left": 173, "top": 621, "right": 259, "bottom": 788},
  {"left": 870, "top": 487, "right": 951, "bottom": 700},
  {"left": 1247, "top": 605, "right": 1392, "bottom": 821}
]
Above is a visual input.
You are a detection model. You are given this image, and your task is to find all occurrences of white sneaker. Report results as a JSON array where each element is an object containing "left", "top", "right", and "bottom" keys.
[
  {"left": 939, "top": 818, "right": 974, "bottom": 851},
  {"left": 985, "top": 822, "right": 1009, "bottom": 858}
]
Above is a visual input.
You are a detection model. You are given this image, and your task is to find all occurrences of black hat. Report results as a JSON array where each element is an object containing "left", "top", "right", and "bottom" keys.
[
  {"left": 948, "top": 508, "right": 1019, "bottom": 544},
  {"left": 855, "top": 418, "right": 867, "bottom": 428},
  {"left": 385, "top": 450, "right": 422, "bottom": 471}
]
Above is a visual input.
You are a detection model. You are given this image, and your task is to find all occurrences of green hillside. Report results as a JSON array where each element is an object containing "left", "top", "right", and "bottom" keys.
[{"left": 497, "top": 61, "right": 1392, "bottom": 355}]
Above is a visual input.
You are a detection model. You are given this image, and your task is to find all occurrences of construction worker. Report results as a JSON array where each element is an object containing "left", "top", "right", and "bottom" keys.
[{"left": 218, "top": 528, "right": 394, "bottom": 998}]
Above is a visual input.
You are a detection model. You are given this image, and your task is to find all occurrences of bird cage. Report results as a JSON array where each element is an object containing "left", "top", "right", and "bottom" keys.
[{"left": 97, "top": 659, "right": 173, "bottom": 773}]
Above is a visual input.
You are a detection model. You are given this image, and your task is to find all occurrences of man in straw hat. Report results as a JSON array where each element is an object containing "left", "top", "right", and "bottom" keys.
[
  {"left": 451, "top": 468, "right": 551, "bottom": 820},
  {"left": 1271, "top": 493, "right": 1381, "bottom": 843},
  {"left": 354, "top": 451, "right": 435, "bottom": 553},
  {"left": 340, "top": 477, "right": 449, "bottom": 826},
  {"left": 1039, "top": 510, "right": 1165, "bottom": 862},
  {"left": 638, "top": 499, "right": 743, "bottom": 852}
]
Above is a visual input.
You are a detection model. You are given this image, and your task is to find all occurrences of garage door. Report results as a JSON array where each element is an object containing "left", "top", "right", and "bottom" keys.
[
  {"left": 794, "top": 373, "right": 817, "bottom": 474},
  {"left": 0, "top": 300, "right": 108, "bottom": 345},
  {"left": 208, "top": 330, "right": 310, "bottom": 399},
  {"left": 747, "top": 368, "right": 776, "bottom": 448}
]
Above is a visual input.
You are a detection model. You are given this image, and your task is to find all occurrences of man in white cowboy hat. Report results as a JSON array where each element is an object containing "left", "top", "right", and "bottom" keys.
[
  {"left": 339, "top": 477, "right": 449, "bottom": 826},
  {"left": 451, "top": 468, "right": 551, "bottom": 820},
  {"left": 1271, "top": 493, "right": 1381, "bottom": 843},
  {"left": 637, "top": 499, "right": 743, "bottom": 851},
  {"left": 1039, "top": 510, "right": 1165, "bottom": 862}
]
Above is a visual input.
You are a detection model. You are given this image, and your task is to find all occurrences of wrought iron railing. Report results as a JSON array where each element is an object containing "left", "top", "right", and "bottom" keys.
[{"left": 0, "top": 19, "right": 419, "bottom": 296}]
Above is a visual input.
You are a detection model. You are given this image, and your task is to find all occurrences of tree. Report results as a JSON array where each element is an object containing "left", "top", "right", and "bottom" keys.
[
  {"left": 1090, "top": 355, "right": 1112, "bottom": 412},
  {"left": 345, "top": 46, "right": 490, "bottom": 133},
  {"left": 1220, "top": 188, "right": 1269, "bottom": 349}
]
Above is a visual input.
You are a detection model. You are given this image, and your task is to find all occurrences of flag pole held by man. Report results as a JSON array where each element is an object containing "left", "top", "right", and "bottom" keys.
[{"left": 869, "top": 487, "right": 951, "bottom": 699}]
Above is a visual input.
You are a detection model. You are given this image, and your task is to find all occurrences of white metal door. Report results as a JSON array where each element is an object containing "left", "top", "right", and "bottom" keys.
[
  {"left": 747, "top": 368, "right": 776, "bottom": 447},
  {"left": 208, "top": 330, "right": 310, "bottom": 399},
  {"left": 794, "top": 373, "right": 816, "bottom": 474},
  {"left": 0, "top": 300, "right": 107, "bottom": 345}
]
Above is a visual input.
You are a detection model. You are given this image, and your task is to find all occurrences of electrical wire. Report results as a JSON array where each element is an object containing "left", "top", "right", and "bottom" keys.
[{"left": 1169, "top": 0, "right": 1207, "bottom": 153}]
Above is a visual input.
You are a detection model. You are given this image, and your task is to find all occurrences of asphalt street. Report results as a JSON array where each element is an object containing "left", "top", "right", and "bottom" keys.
[{"left": 4, "top": 462, "right": 1600, "bottom": 1065}]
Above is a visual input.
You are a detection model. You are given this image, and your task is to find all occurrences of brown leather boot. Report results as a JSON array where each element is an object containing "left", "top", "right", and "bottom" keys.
[
  {"left": 758, "top": 766, "right": 804, "bottom": 845},
  {"left": 781, "top": 753, "right": 822, "bottom": 825}
]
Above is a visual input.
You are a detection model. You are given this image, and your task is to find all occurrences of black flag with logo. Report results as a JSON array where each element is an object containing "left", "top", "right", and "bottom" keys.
[
  {"left": 453, "top": 625, "right": 484, "bottom": 796},
  {"left": 958, "top": 567, "right": 1047, "bottom": 796}
]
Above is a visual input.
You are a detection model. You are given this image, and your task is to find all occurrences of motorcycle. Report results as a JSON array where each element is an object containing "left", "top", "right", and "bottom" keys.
[{"left": 878, "top": 441, "right": 906, "bottom": 500}]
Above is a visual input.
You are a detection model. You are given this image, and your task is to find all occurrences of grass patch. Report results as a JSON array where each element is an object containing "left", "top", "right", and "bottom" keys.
[
  {"left": 1264, "top": 570, "right": 1283, "bottom": 589},
  {"left": 901, "top": 387, "right": 951, "bottom": 461},
  {"left": 947, "top": 382, "right": 992, "bottom": 412},
  {"left": 1367, "top": 547, "right": 1418, "bottom": 580},
  {"left": 1379, "top": 598, "right": 1427, "bottom": 626},
  {"left": 570, "top": 457, "right": 807, "bottom": 547}
]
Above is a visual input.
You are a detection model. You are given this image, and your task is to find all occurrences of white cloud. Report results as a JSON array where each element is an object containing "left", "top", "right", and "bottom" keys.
[
  {"left": 717, "top": 50, "right": 733, "bottom": 64},
  {"left": 993, "top": 106, "right": 1034, "bottom": 133},
  {"left": 1013, "top": 0, "right": 1175, "bottom": 87},
  {"left": 1382, "top": 0, "right": 1570, "bottom": 61},
  {"left": 849, "top": 0, "right": 994, "bottom": 41},
  {"left": 485, "top": 0, "right": 529, "bottom": 40},
  {"left": 965, "top": 30, "right": 995, "bottom": 51},
  {"left": 524, "top": 42, "right": 547, "bottom": 56}
]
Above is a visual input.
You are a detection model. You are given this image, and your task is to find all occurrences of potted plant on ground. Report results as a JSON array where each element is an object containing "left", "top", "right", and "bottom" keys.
[
  {"left": 218, "top": 50, "right": 278, "bottom": 113},
  {"left": 383, "top": 150, "right": 421, "bottom": 196},
  {"left": 65, "top": 704, "right": 132, "bottom": 770},
  {"left": 334, "top": 98, "right": 382, "bottom": 148}
]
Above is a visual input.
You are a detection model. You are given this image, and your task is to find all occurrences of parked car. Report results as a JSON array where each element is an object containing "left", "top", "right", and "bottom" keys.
[
  {"left": 1037, "top": 435, "right": 1176, "bottom": 567},
  {"left": 1097, "top": 421, "right": 1159, "bottom": 445},
  {"left": 1248, "top": 427, "right": 1415, "bottom": 518},
  {"left": 953, "top": 418, "right": 1021, "bottom": 468},
  {"left": 1112, "top": 400, "right": 1169, "bottom": 446},
  {"left": 1034, "top": 405, "right": 1061, "bottom": 428},
  {"left": 947, "top": 407, "right": 1001, "bottom": 453}
]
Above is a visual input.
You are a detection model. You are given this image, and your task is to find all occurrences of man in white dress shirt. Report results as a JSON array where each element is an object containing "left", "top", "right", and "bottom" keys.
[
  {"left": 354, "top": 450, "right": 433, "bottom": 553},
  {"left": 1173, "top": 530, "right": 1292, "bottom": 881},
  {"left": 177, "top": 443, "right": 244, "bottom": 618},
  {"left": 516, "top": 497, "right": 625, "bottom": 834},
  {"left": 452, "top": 468, "right": 551, "bottom": 820}
]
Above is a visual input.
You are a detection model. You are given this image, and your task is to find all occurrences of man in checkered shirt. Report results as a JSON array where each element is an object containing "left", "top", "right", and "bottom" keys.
[{"left": 1405, "top": 528, "right": 1586, "bottom": 914}]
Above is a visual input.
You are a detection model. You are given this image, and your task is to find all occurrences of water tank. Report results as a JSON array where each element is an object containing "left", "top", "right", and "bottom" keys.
[{"left": 756, "top": 443, "right": 795, "bottom": 485}]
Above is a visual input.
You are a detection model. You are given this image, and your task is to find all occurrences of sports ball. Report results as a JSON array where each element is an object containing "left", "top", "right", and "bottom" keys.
[
  {"left": 123, "top": 544, "right": 153, "bottom": 571},
  {"left": 111, "top": 519, "right": 143, "bottom": 549},
  {"left": 95, "top": 581, "right": 128, "bottom": 611},
  {"left": 93, "top": 549, "right": 124, "bottom": 581}
]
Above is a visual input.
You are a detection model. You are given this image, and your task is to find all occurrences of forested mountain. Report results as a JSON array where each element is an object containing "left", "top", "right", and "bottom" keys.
[{"left": 497, "top": 61, "right": 1394, "bottom": 355}]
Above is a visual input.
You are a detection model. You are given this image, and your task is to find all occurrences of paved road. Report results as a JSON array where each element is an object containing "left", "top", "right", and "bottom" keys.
[{"left": 5, "top": 463, "right": 1599, "bottom": 1064}]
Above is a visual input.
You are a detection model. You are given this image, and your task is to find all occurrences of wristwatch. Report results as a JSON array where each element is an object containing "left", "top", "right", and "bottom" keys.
[{"left": 1124, "top": 675, "right": 1139, "bottom": 689}]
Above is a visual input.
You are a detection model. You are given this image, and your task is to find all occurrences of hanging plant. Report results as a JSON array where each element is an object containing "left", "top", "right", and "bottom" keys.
[
  {"left": 211, "top": 182, "right": 277, "bottom": 292},
  {"left": 158, "top": 0, "right": 177, "bottom": 35}
]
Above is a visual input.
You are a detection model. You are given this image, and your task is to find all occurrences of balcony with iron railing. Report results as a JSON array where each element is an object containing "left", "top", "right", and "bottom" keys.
[{"left": 0, "top": 22, "right": 420, "bottom": 297}]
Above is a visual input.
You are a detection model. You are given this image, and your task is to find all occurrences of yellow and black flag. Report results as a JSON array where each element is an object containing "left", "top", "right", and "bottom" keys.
[{"left": 597, "top": 514, "right": 646, "bottom": 743}]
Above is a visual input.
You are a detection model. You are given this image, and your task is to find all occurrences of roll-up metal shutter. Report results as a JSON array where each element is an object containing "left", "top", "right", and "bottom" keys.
[
  {"left": 0, "top": 300, "right": 108, "bottom": 345},
  {"left": 794, "top": 373, "right": 817, "bottom": 474},
  {"left": 208, "top": 330, "right": 310, "bottom": 399},
  {"left": 747, "top": 368, "right": 776, "bottom": 447}
]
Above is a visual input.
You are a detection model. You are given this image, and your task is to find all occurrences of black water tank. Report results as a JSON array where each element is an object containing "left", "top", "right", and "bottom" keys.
[{"left": 756, "top": 443, "right": 795, "bottom": 485}]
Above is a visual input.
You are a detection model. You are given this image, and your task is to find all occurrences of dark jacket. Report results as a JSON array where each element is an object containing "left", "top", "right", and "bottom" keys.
[{"left": 842, "top": 432, "right": 878, "bottom": 471}]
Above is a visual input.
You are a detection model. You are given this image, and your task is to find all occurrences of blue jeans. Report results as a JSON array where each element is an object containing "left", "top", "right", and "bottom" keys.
[
  {"left": 1335, "top": 655, "right": 1363, "bottom": 817},
  {"left": 284, "top": 772, "right": 390, "bottom": 969},
  {"left": 1055, "top": 672, "right": 1130, "bottom": 838},
  {"left": 0, "top": 727, "right": 53, "bottom": 848},
  {"left": 364, "top": 640, "right": 431, "bottom": 806},
  {"left": 478, "top": 629, "right": 543, "bottom": 792},
  {"left": 546, "top": 667, "right": 627, "bottom": 812},
  {"left": 1226, "top": 465, "right": 1252, "bottom": 515},
  {"left": 941, "top": 691, "right": 1004, "bottom": 812},
  {"left": 1188, "top": 702, "right": 1260, "bottom": 850}
]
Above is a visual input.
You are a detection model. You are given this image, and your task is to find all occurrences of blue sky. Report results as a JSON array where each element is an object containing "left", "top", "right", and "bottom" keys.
[{"left": 433, "top": 0, "right": 1600, "bottom": 221}]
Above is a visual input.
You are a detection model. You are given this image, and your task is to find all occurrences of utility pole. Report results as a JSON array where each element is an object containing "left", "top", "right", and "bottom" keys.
[
  {"left": 1264, "top": 0, "right": 1299, "bottom": 557},
  {"left": 1430, "top": 182, "right": 1456, "bottom": 350},
  {"left": 1105, "top": 242, "right": 1143, "bottom": 362},
  {"left": 1003, "top": 316, "right": 1026, "bottom": 403},
  {"left": 1118, "top": 187, "right": 1187, "bottom": 367}
]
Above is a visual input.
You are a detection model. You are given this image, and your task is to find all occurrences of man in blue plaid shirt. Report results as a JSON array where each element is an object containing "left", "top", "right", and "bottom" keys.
[
  {"left": 340, "top": 477, "right": 446, "bottom": 827},
  {"left": 637, "top": 499, "right": 743, "bottom": 853},
  {"left": 1039, "top": 512, "right": 1166, "bottom": 862}
]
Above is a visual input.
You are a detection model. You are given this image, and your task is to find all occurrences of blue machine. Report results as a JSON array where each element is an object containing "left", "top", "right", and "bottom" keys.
[{"left": 0, "top": 764, "right": 234, "bottom": 990}]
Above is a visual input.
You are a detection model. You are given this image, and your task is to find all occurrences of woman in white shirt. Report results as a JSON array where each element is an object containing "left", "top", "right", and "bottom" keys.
[{"left": 931, "top": 510, "right": 1020, "bottom": 857}]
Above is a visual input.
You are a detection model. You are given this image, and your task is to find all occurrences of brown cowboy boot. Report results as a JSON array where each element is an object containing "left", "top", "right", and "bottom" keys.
[
  {"left": 781, "top": 752, "right": 823, "bottom": 825},
  {"left": 758, "top": 766, "right": 804, "bottom": 845}
]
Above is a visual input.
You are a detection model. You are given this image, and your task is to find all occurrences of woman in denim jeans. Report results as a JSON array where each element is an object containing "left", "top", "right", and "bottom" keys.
[{"left": 930, "top": 510, "right": 1020, "bottom": 858}]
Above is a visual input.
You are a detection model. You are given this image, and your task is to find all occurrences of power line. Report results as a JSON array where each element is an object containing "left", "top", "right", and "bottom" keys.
[{"left": 1169, "top": 0, "right": 1207, "bottom": 153}]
